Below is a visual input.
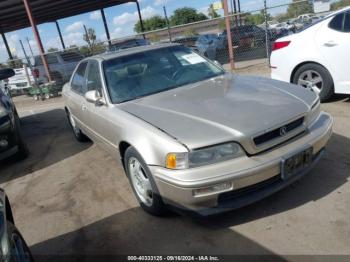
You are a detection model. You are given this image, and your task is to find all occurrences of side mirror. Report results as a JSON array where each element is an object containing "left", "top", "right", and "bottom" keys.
[
  {"left": 85, "top": 90, "right": 105, "bottom": 105},
  {"left": 0, "top": 69, "right": 15, "bottom": 81}
]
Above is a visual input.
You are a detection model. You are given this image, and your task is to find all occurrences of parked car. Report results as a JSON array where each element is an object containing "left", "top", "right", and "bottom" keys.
[
  {"left": 266, "top": 20, "right": 279, "bottom": 29},
  {"left": 194, "top": 34, "right": 223, "bottom": 60},
  {"left": 173, "top": 35, "right": 199, "bottom": 48},
  {"left": 32, "top": 51, "right": 84, "bottom": 86},
  {"left": 271, "top": 7, "right": 350, "bottom": 101},
  {"left": 222, "top": 25, "right": 267, "bottom": 48},
  {"left": 0, "top": 69, "right": 28, "bottom": 161},
  {"left": 110, "top": 38, "right": 150, "bottom": 51},
  {"left": 7, "top": 66, "right": 34, "bottom": 95},
  {"left": 63, "top": 43, "right": 332, "bottom": 216},
  {"left": 296, "top": 13, "right": 315, "bottom": 23},
  {"left": 0, "top": 188, "right": 33, "bottom": 261}
]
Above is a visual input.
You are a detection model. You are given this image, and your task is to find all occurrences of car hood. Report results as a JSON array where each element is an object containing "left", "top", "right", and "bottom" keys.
[{"left": 120, "top": 74, "right": 316, "bottom": 151}]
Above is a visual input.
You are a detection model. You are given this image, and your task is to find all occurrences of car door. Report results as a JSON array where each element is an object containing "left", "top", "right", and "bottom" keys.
[
  {"left": 83, "top": 60, "right": 117, "bottom": 154},
  {"left": 315, "top": 11, "right": 350, "bottom": 93},
  {"left": 67, "top": 61, "right": 89, "bottom": 131}
]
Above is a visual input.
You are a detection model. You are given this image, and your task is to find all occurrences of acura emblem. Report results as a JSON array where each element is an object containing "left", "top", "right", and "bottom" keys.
[{"left": 280, "top": 126, "right": 287, "bottom": 136}]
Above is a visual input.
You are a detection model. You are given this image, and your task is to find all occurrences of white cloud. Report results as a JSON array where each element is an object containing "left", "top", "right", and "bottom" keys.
[
  {"left": 90, "top": 10, "right": 101, "bottom": 20},
  {"left": 65, "top": 32, "right": 85, "bottom": 46},
  {"left": 45, "top": 37, "right": 61, "bottom": 50},
  {"left": 113, "top": 6, "right": 157, "bottom": 26},
  {"left": 110, "top": 27, "right": 125, "bottom": 39},
  {"left": 65, "top": 21, "right": 84, "bottom": 33},
  {"left": 111, "top": 6, "right": 158, "bottom": 38},
  {"left": 154, "top": 0, "right": 165, "bottom": 6},
  {"left": 199, "top": 6, "right": 209, "bottom": 16},
  {"left": 127, "top": 0, "right": 146, "bottom": 5}
]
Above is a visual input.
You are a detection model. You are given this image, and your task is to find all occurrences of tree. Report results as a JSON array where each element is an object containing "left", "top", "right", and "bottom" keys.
[
  {"left": 134, "top": 15, "right": 167, "bottom": 33},
  {"left": 285, "top": 0, "right": 313, "bottom": 19},
  {"left": 245, "top": 11, "right": 271, "bottom": 25},
  {"left": 83, "top": 27, "right": 103, "bottom": 55},
  {"left": 331, "top": 0, "right": 350, "bottom": 10},
  {"left": 169, "top": 7, "right": 208, "bottom": 26},
  {"left": 47, "top": 47, "right": 59, "bottom": 52},
  {"left": 208, "top": 4, "right": 220, "bottom": 19}
]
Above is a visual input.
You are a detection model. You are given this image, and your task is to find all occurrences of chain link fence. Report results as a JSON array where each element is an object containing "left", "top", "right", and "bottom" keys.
[{"left": 0, "top": 0, "right": 334, "bottom": 98}]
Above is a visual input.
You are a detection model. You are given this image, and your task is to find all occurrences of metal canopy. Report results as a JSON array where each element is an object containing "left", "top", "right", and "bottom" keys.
[{"left": 0, "top": 0, "right": 135, "bottom": 33}]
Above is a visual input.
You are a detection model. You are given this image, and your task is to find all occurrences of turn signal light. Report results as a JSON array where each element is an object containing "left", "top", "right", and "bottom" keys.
[{"left": 166, "top": 153, "right": 177, "bottom": 169}]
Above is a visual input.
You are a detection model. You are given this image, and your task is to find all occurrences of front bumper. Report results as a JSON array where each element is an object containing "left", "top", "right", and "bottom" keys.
[{"left": 150, "top": 112, "right": 333, "bottom": 216}]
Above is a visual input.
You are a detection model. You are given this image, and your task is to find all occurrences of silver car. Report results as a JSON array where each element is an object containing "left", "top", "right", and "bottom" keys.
[{"left": 63, "top": 43, "right": 333, "bottom": 216}]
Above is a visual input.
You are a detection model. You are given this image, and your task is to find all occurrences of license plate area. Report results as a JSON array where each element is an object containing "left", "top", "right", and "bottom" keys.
[{"left": 281, "top": 147, "right": 313, "bottom": 180}]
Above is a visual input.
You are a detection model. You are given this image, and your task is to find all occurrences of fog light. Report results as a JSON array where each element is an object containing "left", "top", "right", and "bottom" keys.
[
  {"left": 193, "top": 182, "right": 233, "bottom": 197},
  {"left": 0, "top": 140, "right": 8, "bottom": 148}
]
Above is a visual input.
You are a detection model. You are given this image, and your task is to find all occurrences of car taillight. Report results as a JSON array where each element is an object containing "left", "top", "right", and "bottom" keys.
[
  {"left": 272, "top": 41, "right": 291, "bottom": 51},
  {"left": 32, "top": 68, "right": 39, "bottom": 78}
]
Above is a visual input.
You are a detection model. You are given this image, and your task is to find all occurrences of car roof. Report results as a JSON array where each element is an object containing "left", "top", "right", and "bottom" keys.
[
  {"left": 90, "top": 42, "right": 182, "bottom": 61},
  {"left": 325, "top": 6, "right": 350, "bottom": 18}
]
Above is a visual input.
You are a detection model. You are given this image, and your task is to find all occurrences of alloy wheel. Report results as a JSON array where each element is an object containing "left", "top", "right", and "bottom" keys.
[
  {"left": 129, "top": 157, "right": 153, "bottom": 207},
  {"left": 297, "top": 70, "right": 323, "bottom": 95}
]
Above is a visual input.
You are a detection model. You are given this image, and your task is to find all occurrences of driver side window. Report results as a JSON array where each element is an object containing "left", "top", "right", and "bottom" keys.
[{"left": 86, "top": 60, "right": 103, "bottom": 94}]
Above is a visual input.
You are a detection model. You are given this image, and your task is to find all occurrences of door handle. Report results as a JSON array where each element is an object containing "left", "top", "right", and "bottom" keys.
[
  {"left": 323, "top": 41, "right": 338, "bottom": 47},
  {"left": 81, "top": 105, "right": 87, "bottom": 111}
]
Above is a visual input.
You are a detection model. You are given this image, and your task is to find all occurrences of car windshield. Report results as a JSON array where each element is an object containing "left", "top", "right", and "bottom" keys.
[{"left": 103, "top": 46, "right": 224, "bottom": 104}]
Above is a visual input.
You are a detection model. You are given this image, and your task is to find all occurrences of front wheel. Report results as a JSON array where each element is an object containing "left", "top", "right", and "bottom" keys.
[
  {"left": 66, "top": 110, "right": 89, "bottom": 142},
  {"left": 124, "top": 147, "right": 167, "bottom": 216},
  {"left": 292, "top": 63, "right": 334, "bottom": 102},
  {"left": 7, "top": 222, "right": 34, "bottom": 262}
]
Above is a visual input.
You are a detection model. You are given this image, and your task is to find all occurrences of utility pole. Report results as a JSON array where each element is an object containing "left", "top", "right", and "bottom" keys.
[
  {"left": 136, "top": 0, "right": 146, "bottom": 39},
  {"left": 22, "top": 0, "right": 51, "bottom": 82},
  {"left": 263, "top": 0, "right": 270, "bottom": 65},
  {"left": 20, "top": 39, "right": 39, "bottom": 90},
  {"left": 223, "top": 0, "right": 235, "bottom": 70},
  {"left": 163, "top": 5, "right": 172, "bottom": 42},
  {"left": 26, "top": 37, "right": 34, "bottom": 57}
]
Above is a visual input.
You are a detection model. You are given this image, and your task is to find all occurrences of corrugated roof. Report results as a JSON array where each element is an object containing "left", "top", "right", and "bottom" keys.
[{"left": 0, "top": 0, "right": 134, "bottom": 33}]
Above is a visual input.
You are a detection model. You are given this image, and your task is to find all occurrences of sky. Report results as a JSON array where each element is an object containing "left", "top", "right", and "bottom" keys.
[{"left": 0, "top": 0, "right": 296, "bottom": 63}]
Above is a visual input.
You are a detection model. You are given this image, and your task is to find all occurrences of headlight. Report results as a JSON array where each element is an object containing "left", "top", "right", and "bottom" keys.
[
  {"left": 309, "top": 98, "right": 320, "bottom": 124},
  {"left": 166, "top": 142, "right": 244, "bottom": 170}
]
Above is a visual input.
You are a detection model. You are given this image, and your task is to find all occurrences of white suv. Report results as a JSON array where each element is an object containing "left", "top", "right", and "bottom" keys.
[{"left": 271, "top": 7, "right": 350, "bottom": 101}]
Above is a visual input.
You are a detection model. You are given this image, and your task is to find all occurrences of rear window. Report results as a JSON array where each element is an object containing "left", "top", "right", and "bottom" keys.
[
  {"left": 344, "top": 12, "right": 350, "bottom": 32},
  {"left": 329, "top": 13, "right": 344, "bottom": 31},
  {"left": 35, "top": 55, "right": 59, "bottom": 65},
  {"left": 60, "top": 52, "right": 84, "bottom": 62}
]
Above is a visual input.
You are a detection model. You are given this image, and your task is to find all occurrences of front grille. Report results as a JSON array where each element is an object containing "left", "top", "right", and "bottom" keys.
[
  {"left": 218, "top": 175, "right": 281, "bottom": 204},
  {"left": 253, "top": 117, "right": 304, "bottom": 146},
  {"left": 217, "top": 149, "right": 323, "bottom": 206}
]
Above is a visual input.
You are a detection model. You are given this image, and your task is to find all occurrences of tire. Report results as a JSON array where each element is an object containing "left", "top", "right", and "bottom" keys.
[
  {"left": 124, "top": 146, "right": 167, "bottom": 216},
  {"left": 12, "top": 114, "right": 28, "bottom": 161},
  {"left": 7, "top": 221, "right": 34, "bottom": 262},
  {"left": 292, "top": 63, "right": 334, "bottom": 102},
  {"left": 66, "top": 110, "right": 89, "bottom": 142}
]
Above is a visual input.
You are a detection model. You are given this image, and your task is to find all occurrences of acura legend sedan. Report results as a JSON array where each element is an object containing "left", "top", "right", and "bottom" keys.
[{"left": 63, "top": 44, "right": 333, "bottom": 216}]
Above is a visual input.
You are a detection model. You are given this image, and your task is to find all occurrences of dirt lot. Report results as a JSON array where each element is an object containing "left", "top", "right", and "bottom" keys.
[{"left": 1, "top": 76, "right": 350, "bottom": 259}]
